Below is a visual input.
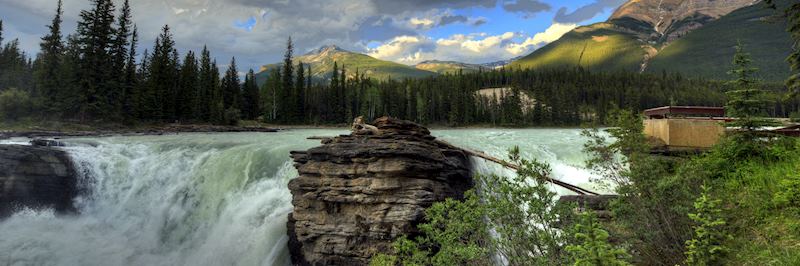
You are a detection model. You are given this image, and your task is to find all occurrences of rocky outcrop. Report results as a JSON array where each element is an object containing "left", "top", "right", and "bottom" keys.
[
  {"left": 287, "top": 117, "right": 473, "bottom": 265},
  {"left": 0, "top": 145, "right": 77, "bottom": 218}
]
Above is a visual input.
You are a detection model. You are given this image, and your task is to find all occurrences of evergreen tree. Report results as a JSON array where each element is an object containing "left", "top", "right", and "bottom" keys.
[
  {"left": 243, "top": 69, "right": 261, "bottom": 120},
  {"left": 143, "top": 25, "right": 178, "bottom": 120},
  {"left": 726, "top": 41, "right": 776, "bottom": 132},
  {"left": 76, "top": 0, "right": 116, "bottom": 120},
  {"left": 56, "top": 34, "right": 83, "bottom": 117},
  {"left": 566, "top": 213, "right": 631, "bottom": 266},
  {"left": 295, "top": 62, "right": 305, "bottom": 122},
  {"left": 221, "top": 57, "right": 241, "bottom": 110},
  {"left": 209, "top": 60, "right": 224, "bottom": 124},
  {"left": 33, "top": 0, "right": 64, "bottom": 110},
  {"left": 109, "top": 0, "right": 132, "bottom": 117},
  {"left": 684, "top": 184, "right": 731, "bottom": 266},
  {"left": 122, "top": 26, "right": 138, "bottom": 122},
  {"left": 281, "top": 37, "right": 295, "bottom": 122},
  {"left": 198, "top": 46, "right": 213, "bottom": 120},
  {"left": 177, "top": 51, "right": 199, "bottom": 120}
]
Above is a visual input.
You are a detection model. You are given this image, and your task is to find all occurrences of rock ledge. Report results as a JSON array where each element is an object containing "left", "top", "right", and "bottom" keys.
[{"left": 287, "top": 117, "right": 473, "bottom": 265}]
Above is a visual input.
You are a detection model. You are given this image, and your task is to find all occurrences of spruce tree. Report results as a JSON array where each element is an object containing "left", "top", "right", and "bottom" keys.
[
  {"left": 198, "top": 46, "right": 213, "bottom": 121},
  {"left": 76, "top": 0, "right": 116, "bottom": 120},
  {"left": 726, "top": 41, "right": 776, "bottom": 133},
  {"left": 34, "top": 0, "right": 64, "bottom": 110},
  {"left": 144, "top": 25, "right": 178, "bottom": 120},
  {"left": 221, "top": 57, "right": 241, "bottom": 110},
  {"left": 243, "top": 69, "right": 261, "bottom": 120},
  {"left": 210, "top": 60, "right": 224, "bottom": 124},
  {"left": 280, "top": 38, "right": 294, "bottom": 122},
  {"left": 177, "top": 51, "right": 199, "bottom": 121},
  {"left": 122, "top": 26, "right": 138, "bottom": 121},
  {"left": 110, "top": 0, "right": 132, "bottom": 117},
  {"left": 295, "top": 62, "right": 305, "bottom": 122}
]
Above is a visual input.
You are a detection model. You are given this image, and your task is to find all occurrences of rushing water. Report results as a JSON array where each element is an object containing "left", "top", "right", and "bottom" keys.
[{"left": 0, "top": 129, "right": 603, "bottom": 266}]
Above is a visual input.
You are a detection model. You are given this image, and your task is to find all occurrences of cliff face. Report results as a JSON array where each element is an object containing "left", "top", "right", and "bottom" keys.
[
  {"left": 287, "top": 117, "right": 473, "bottom": 265},
  {"left": 0, "top": 144, "right": 77, "bottom": 218}
]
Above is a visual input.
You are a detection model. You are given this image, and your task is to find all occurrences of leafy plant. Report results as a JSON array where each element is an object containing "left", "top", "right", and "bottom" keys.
[
  {"left": 684, "top": 184, "right": 731, "bottom": 266},
  {"left": 566, "top": 213, "right": 631, "bottom": 266},
  {"left": 0, "top": 88, "right": 34, "bottom": 121}
]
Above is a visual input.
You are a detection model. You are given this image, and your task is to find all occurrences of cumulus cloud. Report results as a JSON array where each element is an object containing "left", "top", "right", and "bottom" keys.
[
  {"left": 472, "top": 18, "right": 488, "bottom": 26},
  {"left": 506, "top": 23, "right": 576, "bottom": 54},
  {"left": 554, "top": 0, "right": 626, "bottom": 23},
  {"left": 369, "top": 31, "right": 544, "bottom": 65},
  {"left": 503, "top": 0, "right": 551, "bottom": 18}
]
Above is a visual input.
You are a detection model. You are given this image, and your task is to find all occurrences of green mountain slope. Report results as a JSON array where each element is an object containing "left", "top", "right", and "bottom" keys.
[
  {"left": 255, "top": 45, "right": 436, "bottom": 86},
  {"left": 414, "top": 60, "right": 482, "bottom": 74},
  {"left": 646, "top": 3, "right": 793, "bottom": 81},
  {"left": 509, "top": 0, "right": 794, "bottom": 81},
  {"left": 507, "top": 22, "right": 646, "bottom": 72}
]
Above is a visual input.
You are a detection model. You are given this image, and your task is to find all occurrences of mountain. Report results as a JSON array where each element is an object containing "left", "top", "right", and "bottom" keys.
[
  {"left": 480, "top": 56, "right": 523, "bottom": 69},
  {"left": 414, "top": 60, "right": 483, "bottom": 74},
  {"left": 509, "top": 0, "right": 793, "bottom": 81},
  {"left": 255, "top": 45, "right": 436, "bottom": 86}
]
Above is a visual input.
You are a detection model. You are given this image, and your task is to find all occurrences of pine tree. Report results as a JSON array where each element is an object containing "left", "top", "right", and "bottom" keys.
[
  {"left": 295, "top": 62, "right": 305, "bottom": 122},
  {"left": 243, "top": 69, "right": 261, "bottom": 120},
  {"left": 33, "top": 0, "right": 64, "bottom": 111},
  {"left": 122, "top": 26, "right": 138, "bottom": 121},
  {"left": 281, "top": 37, "right": 294, "bottom": 122},
  {"left": 76, "top": 0, "right": 116, "bottom": 120},
  {"left": 221, "top": 57, "right": 241, "bottom": 110},
  {"left": 198, "top": 46, "right": 213, "bottom": 120},
  {"left": 177, "top": 51, "right": 199, "bottom": 121},
  {"left": 726, "top": 41, "right": 776, "bottom": 133},
  {"left": 209, "top": 60, "right": 224, "bottom": 124},
  {"left": 143, "top": 25, "right": 178, "bottom": 120},
  {"left": 109, "top": 0, "right": 132, "bottom": 117}
]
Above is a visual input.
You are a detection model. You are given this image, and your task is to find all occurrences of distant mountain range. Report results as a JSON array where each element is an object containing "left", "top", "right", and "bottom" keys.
[
  {"left": 255, "top": 45, "right": 436, "bottom": 85},
  {"left": 255, "top": 45, "right": 522, "bottom": 85},
  {"left": 509, "top": 0, "right": 794, "bottom": 81}
]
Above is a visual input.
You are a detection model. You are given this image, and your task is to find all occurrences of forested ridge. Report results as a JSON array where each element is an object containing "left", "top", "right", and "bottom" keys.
[{"left": 0, "top": 0, "right": 798, "bottom": 127}]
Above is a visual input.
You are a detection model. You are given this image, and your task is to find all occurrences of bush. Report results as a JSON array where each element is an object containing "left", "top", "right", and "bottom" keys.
[
  {"left": 0, "top": 88, "right": 33, "bottom": 121},
  {"left": 566, "top": 213, "right": 631, "bottom": 266},
  {"left": 223, "top": 107, "right": 241, "bottom": 126},
  {"left": 684, "top": 184, "right": 731, "bottom": 266}
]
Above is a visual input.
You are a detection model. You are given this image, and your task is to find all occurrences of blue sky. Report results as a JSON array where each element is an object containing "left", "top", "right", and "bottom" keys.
[{"left": 0, "top": 0, "right": 627, "bottom": 72}]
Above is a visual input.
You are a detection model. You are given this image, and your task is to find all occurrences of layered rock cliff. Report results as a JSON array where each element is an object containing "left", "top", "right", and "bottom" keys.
[
  {"left": 287, "top": 117, "right": 473, "bottom": 265},
  {"left": 0, "top": 144, "right": 77, "bottom": 218}
]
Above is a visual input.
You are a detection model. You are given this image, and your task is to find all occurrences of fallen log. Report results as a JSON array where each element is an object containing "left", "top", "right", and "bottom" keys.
[{"left": 434, "top": 139, "right": 599, "bottom": 195}]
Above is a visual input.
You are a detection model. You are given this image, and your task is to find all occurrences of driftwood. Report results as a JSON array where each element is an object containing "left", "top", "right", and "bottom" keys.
[{"left": 434, "top": 140, "right": 599, "bottom": 195}]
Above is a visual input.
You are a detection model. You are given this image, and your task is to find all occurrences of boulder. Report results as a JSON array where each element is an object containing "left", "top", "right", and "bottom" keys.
[
  {"left": 0, "top": 145, "right": 77, "bottom": 218},
  {"left": 287, "top": 117, "right": 473, "bottom": 265}
]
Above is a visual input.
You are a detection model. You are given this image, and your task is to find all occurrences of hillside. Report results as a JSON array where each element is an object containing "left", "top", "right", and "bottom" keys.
[
  {"left": 414, "top": 60, "right": 483, "bottom": 74},
  {"left": 255, "top": 45, "right": 436, "bottom": 86},
  {"left": 646, "top": 2, "right": 793, "bottom": 81},
  {"left": 509, "top": 0, "right": 793, "bottom": 81}
]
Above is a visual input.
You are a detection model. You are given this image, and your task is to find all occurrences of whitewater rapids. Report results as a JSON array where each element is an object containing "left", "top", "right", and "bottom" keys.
[{"left": 0, "top": 129, "right": 603, "bottom": 266}]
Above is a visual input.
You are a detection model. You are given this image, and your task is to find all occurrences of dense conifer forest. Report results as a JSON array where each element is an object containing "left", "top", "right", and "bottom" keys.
[{"left": 0, "top": 0, "right": 798, "bottom": 127}]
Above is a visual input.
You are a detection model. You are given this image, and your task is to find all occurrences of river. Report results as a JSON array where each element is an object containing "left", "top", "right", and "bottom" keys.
[{"left": 0, "top": 129, "right": 603, "bottom": 266}]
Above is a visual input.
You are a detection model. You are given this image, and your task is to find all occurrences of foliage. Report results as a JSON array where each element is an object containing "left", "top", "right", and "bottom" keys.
[
  {"left": 725, "top": 41, "right": 779, "bottom": 133},
  {"left": 566, "top": 213, "right": 631, "bottom": 266},
  {"left": 583, "top": 111, "right": 698, "bottom": 265},
  {"left": 371, "top": 190, "right": 491, "bottom": 266},
  {"left": 684, "top": 184, "right": 731, "bottom": 266},
  {"left": 765, "top": 0, "right": 800, "bottom": 94},
  {"left": 372, "top": 149, "right": 576, "bottom": 266},
  {"left": 0, "top": 88, "right": 34, "bottom": 121},
  {"left": 481, "top": 148, "right": 575, "bottom": 265},
  {"left": 223, "top": 107, "right": 240, "bottom": 126}
]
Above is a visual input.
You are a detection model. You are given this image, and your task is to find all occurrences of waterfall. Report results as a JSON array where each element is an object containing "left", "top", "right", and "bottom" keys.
[{"left": 0, "top": 129, "right": 603, "bottom": 266}]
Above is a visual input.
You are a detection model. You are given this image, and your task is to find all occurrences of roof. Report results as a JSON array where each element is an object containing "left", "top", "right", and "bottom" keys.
[{"left": 644, "top": 106, "right": 725, "bottom": 119}]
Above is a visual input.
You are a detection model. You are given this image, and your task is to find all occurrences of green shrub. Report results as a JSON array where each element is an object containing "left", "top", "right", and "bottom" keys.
[
  {"left": 774, "top": 175, "right": 800, "bottom": 212},
  {"left": 566, "top": 213, "right": 631, "bottom": 266},
  {"left": 0, "top": 88, "right": 33, "bottom": 121},
  {"left": 223, "top": 107, "right": 240, "bottom": 126},
  {"left": 685, "top": 184, "right": 731, "bottom": 266}
]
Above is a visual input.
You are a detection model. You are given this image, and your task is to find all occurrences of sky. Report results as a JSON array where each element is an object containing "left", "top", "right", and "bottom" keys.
[{"left": 0, "top": 0, "right": 627, "bottom": 72}]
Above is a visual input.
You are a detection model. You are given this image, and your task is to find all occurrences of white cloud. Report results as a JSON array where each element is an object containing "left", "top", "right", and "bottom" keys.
[
  {"left": 409, "top": 17, "right": 435, "bottom": 28},
  {"left": 506, "top": 23, "right": 576, "bottom": 55}
]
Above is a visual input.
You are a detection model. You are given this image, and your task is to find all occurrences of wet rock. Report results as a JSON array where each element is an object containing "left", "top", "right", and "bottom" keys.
[
  {"left": 30, "top": 139, "right": 66, "bottom": 147},
  {"left": 287, "top": 117, "right": 473, "bottom": 265},
  {"left": 0, "top": 145, "right": 77, "bottom": 218}
]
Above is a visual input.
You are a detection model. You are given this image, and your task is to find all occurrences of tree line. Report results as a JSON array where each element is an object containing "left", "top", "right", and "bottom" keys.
[{"left": 1, "top": 0, "right": 798, "bottom": 126}]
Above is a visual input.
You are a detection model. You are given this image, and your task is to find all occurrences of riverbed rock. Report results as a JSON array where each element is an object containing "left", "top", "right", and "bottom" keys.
[
  {"left": 287, "top": 117, "right": 473, "bottom": 265},
  {"left": 0, "top": 145, "right": 77, "bottom": 218}
]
